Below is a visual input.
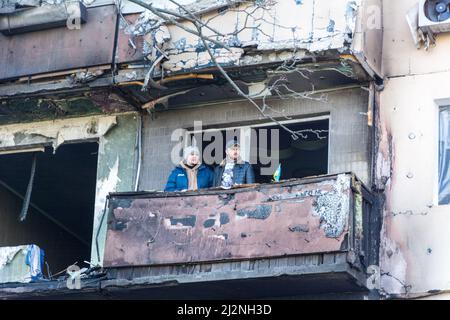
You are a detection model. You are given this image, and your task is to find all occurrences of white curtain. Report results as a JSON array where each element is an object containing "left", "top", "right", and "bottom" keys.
[{"left": 439, "top": 106, "right": 450, "bottom": 205}]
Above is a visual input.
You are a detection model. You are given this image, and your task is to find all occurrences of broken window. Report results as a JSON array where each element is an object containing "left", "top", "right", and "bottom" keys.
[
  {"left": 439, "top": 106, "right": 450, "bottom": 205},
  {"left": 0, "top": 142, "right": 98, "bottom": 277},
  {"left": 251, "top": 119, "right": 329, "bottom": 184},
  {"left": 185, "top": 117, "right": 329, "bottom": 183}
]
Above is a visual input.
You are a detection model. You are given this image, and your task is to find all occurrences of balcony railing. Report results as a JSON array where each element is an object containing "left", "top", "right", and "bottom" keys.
[
  {"left": 101, "top": 173, "right": 379, "bottom": 298},
  {"left": 0, "top": 173, "right": 379, "bottom": 299}
]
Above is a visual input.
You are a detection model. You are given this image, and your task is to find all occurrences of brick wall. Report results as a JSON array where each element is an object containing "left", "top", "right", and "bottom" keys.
[{"left": 140, "top": 87, "right": 370, "bottom": 190}]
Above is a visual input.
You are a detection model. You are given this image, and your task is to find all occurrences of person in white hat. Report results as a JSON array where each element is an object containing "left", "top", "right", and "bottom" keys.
[{"left": 164, "top": 146, "right": 213, "bottom": 192}]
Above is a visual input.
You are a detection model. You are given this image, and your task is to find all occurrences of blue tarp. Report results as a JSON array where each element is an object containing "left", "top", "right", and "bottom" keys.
[{"left": 25, "top": 244, "right": 45, "bottom": 282}]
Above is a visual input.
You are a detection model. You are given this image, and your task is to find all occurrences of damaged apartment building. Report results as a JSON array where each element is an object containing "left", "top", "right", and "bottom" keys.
[{"left": 0, "top": 0, "right": 448, "bottom": 300}]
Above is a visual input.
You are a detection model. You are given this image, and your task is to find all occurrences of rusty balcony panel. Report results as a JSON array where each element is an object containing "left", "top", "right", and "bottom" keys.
[
  {"left": 116, "top": 13, "right": 145, "bottom": 64},
  {"left": 103, "top": 173, "right": 364, "bottom": 268},
  {"left": 0, "top": 5, "right": 117, "bottom": 81}
]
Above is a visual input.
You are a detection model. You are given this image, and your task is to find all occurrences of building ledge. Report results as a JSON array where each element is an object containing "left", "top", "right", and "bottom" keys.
[{"left": 0, "top": 254, "right": 368, "bottom": 299}]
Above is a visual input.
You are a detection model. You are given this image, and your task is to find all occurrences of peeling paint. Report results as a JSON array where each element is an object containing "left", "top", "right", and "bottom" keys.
[
  {"left": 237, "top": 204, "right": 272, "bottom": 220},
  {"left": 312, "top": 174, "right": 350, "bottom": 238},
  {"left": 0, "top": 115, "right": 117, "bottom": 151},
  {"left": 374, "top": 117, "right": 393, "bottom": 191},
  {"left": 128, "top": 0, "right": 362, "bottom": 73},
  {"left": 103, "top": 174, "right": 357, "bottom": 267},
  {"left": 111, "top": 199, "right": 133, "bottom": 210},
  {"left": 380, "top": 236, "right": 408, "bottom": 295},
  {"left": 203, "top": 218, "right": 216, "bottom": 228},
  {"left": 90, "top": 114, "right": 140, "bottom": 267},
  {"left": 166, "top": 215, "right": 197, "bottom": 228},
  {"left": 162, "top": 47, "right": 244, "bottom": 73},
  {"left": 266, "top": 189, "right": 327, "bottom": 202},
  {"left": 112, "top": 219, "right": 128, "bottom": 232},
  {"left": 219, "top": 213, "right": 230, "bottom": 225},
  {"left": 92, "top": 157, "right": 121, "bottom": 263},
  {"left": 288, "top": 224, "right": 310, "bottom": 233}
]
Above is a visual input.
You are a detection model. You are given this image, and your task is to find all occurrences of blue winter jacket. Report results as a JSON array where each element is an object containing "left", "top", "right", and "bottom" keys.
[{"left": 164, "top": 164, "right": 214, "bottom": 192}]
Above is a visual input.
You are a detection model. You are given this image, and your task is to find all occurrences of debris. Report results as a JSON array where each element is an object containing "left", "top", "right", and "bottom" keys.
[
  {"left": 25, "top": 244, "right": 45, "bottom": 282},
  {"left": 70, "top": 70, "right": 105, "bottom": 84},
  {"left": 19, "top": 152, "right": 37, "bottom": 222}
]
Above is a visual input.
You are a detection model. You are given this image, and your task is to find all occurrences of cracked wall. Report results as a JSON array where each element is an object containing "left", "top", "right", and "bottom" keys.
[
  {"left": 379, "top": 0, "right": 450, "bottom": 298},
  {"left": 0, "top": 115, "right": 118, "bottom": 151},
  {"left": 126, "top": 0, "right": 364, "bottom": 73}
]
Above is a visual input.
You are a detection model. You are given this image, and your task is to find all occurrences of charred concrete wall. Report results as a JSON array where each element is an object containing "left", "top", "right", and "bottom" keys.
[
  {"left": 0, "top": 113, "right": 140, "bottom": 267},
  {"left": 120, "top": 0, "right": 382, "bottom": 77},
  {"left": 378, "top": 0, "right": 450, "bottom": 298},
  {"left": 140, "top": 87, "right": 371, "bottom": 191},
  {"left": 151, "top": 0, "right": 359, "bottom": 73},
  {"left": 90, "top": 113, "right": 139, "bottom": 267}
]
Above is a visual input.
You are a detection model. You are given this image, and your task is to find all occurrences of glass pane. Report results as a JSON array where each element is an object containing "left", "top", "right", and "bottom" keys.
[{"left": 439, "top": 106, "right": 450, "bottom": 205}]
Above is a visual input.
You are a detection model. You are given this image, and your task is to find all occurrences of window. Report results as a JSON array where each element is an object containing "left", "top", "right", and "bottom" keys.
[
  {"left": 439, "top": 106, "right": 450, "bottom": 205},
  {"left": 250, "top": 119, "right": 329, "bottom": 183},
  {"left": 185, "top": 116, "right": 329, "bottom": 182},
  {"left": 0, "top": 142, "right": 98, "bottom": 273}
]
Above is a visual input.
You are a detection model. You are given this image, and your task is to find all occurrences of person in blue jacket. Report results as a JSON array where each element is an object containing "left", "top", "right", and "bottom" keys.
[{"left": 164, "top": 146, "right": 214, "bottom": 192}]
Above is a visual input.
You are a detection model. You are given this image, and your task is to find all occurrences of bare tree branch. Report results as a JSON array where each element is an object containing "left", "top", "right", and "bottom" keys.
[
  {"left": 123, "top": 0, "right": 330, "bottom": 140},
  {"left": 167, "top": 0, "right": 226, "bottom": 37},
  {"left": 127, "top": 0, "right": 232, "bottom": 51}
]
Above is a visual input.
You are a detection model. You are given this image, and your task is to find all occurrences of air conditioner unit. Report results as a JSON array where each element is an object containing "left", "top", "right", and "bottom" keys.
[{"left": 419, "top": 0, "right": 450, "bottom": 33}]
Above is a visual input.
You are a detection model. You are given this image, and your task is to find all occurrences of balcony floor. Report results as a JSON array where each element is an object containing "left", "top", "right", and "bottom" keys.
[{"left": 0, "top": 252, "right": 369, "bottom": 299}]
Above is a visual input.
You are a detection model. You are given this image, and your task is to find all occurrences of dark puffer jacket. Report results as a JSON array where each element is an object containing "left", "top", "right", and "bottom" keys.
[{"left": 213, "top": 159, "right": 255, "bottom": 187}]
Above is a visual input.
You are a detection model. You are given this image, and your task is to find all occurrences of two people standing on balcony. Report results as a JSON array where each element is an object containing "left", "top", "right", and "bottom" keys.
[{"left": 164, "top": 140, "right": 255, "bottom": 192}]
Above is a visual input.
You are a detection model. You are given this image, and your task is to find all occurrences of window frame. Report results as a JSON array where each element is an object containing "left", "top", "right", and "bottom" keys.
[
  {"left": 437, "top": 104, "right": 450, "bottom": 206},
  {"left": 184, "top": 115, "right": 331, "bottom": 174}
]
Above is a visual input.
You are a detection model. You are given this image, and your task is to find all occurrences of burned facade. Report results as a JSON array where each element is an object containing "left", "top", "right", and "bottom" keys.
[
  {"left": 0, "top": 0, "right": 448, "bottom": 300},
  {"left": 378, "top": 0, "right": 450, "bottom": 299}
]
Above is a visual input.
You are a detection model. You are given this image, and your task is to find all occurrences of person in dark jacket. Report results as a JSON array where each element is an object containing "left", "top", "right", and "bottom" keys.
[
  {"left": 213, "top": 140, "right": 255, "bottom": 189},
  {"left": 164, "top": 146, "right": 214, "bottom": 192}
]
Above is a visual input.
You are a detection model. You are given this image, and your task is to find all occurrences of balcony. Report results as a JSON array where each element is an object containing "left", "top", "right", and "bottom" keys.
[
  {"left": 0, "top": 172, "right": 378, "bottom": 299},
  {"left": 100, "top": 173, "right": 379, "bottom": 299}
]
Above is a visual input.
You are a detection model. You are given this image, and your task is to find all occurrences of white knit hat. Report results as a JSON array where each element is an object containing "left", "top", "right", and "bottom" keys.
[{"left": 183, "top": 146, "right": 200, "bottom": 161}]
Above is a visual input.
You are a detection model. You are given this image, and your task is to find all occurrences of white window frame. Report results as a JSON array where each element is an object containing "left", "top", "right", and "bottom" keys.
[{"left": 435, "top": 101, "right": 450, "bottom": 206}]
